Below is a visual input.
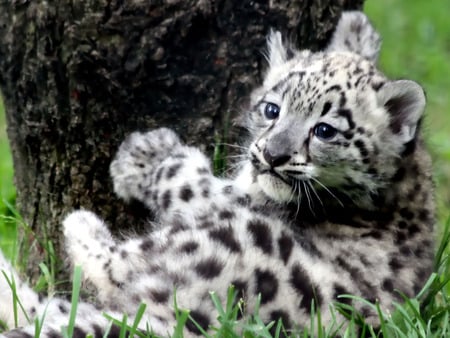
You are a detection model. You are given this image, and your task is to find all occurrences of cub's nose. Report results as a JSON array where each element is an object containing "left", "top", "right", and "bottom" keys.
[{"left": 263, "top": 148, "right": 291, "bottom": 167}]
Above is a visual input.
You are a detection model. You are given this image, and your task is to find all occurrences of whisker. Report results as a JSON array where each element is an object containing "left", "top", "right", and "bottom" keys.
[
  {"left": 309, "top": 177, "right": 344, "bottom": 207},
  {"left": 225, "top": 154, "right": 249, "bottom": 159},
  {"left": 307, "top": 181, "right": 324, "bottom": 209},
  {"left": 295, "top": 181, "right": 302, "bottom": 218},
  {"left": 302, "top": 181, "right": 315, "bottom": 216},
  {"left": 216, "top": 143, "right": 250, "bottom": 151}
]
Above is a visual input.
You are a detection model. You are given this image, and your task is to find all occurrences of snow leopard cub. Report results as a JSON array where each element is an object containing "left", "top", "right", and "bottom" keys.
[{"left": 0, "top": 11, "right": 434, "bottom": 338}]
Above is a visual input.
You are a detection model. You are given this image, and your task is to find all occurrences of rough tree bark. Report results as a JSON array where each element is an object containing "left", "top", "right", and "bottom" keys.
[{"left": 0, "top": 0, "right": 363, "bottom": 283}]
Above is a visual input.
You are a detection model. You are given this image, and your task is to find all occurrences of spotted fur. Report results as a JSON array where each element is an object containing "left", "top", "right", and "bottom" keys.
[{"left": 0, "top": 11, "right": 435, "bottom": 338}]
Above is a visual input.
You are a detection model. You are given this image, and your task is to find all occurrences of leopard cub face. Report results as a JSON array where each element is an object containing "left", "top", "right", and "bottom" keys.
[{"left": 246, "top": 31, "right": 425, "bottom": 208}]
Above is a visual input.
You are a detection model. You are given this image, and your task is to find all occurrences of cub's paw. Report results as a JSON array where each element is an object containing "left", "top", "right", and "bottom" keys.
[
  {"left": 110, "top": 128, "right": 183, "bottom": 201},
  {"left": 63, "top": 210, "right": 114, "bottom": 267},
  {"left": 326, "top": 11, "right": 381, "bottom": 63}
]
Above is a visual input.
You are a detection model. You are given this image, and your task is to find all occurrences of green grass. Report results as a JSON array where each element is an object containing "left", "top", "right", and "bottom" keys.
[
  {"left": 0, "top": 0, "right": 450, "bottom": 336},
  {"left": 0, "top": 95, "right": 16, "bottom": 259}
]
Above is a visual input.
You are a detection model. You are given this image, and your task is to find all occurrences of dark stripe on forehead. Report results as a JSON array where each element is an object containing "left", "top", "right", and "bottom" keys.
[
  {"left": 320, "top": 101, "right": 332, "bottom": 116},
  {"left": 325, "top": 84, "right": 342, "bottom": 93},
  {"left": 271, "top": 71, "right": 306, "bottom": 94},
  {"left": 253, "top": 71, "right": 306, "bottom": 109},
  {"left": 337, "top": 109, "right": 355, "bottom": 129}
]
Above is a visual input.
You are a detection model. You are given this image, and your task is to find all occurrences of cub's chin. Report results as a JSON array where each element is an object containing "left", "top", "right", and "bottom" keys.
[{"left": 256, "top": 172, "right": 294, "bottom": 203}]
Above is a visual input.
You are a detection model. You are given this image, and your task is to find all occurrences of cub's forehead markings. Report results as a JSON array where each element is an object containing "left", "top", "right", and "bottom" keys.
[
  {"left": 337, "top": 109, "right": 355, "bottom": 129},
  {"left": 270, "top": 71, "right": 306, "bottom": 94}
]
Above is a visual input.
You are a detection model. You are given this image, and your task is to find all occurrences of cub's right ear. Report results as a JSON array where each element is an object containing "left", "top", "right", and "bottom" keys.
[
  {"left": 326, "top": 11, "right": 381, "bottom": 63},
  {"left": 265, "top": 30, "right": 291, "bottom": 68}
]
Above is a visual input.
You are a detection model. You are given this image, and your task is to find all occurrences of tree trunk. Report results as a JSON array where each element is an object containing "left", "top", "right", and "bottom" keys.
[{"left": 0, "top": 0, "right": 363, "bottom": 284}]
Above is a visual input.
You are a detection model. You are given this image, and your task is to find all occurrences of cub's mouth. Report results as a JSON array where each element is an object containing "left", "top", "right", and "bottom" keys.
[{"left": 250, "top": 155, "right": 297, "bottom": 202}]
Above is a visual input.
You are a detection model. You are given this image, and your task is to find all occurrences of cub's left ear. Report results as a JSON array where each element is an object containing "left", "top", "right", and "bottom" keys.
[
  {"left": 326, "top": 11, "right": 381, "bottom": 63},
  {"left": 377, "top": 80, "right": 426, "bottom": 144}
]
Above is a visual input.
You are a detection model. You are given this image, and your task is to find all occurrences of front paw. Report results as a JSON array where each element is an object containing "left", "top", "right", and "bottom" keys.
[
  {"left": 63, "top": 210, "right": 114, "bottom": 267},
  {"left": 110, "top": 128, "right": 182, "bottom": 201}
]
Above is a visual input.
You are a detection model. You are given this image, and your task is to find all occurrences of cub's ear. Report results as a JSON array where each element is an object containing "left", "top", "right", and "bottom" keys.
[
  {"left": 265, "top": 30, "right": 292, "bottom": 68},
  {"left": 377, "top": 80, "right": 426, "bottom": 144},
  {"left": 326, "top": 11, "right": 381, "bottom": 63}
]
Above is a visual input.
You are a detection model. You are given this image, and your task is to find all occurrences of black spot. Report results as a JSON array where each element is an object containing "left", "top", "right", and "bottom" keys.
[
  {"left": 72, "top": 327, "right": 87, "bottom": 338},
  {"left": 354, "top": 139, "right": 369, "bottom": 157},
  {"left": 120, "top": 250, "right": 128, "bottom": 258},
  {"left": 399, "top": 208, "right": 414, "bottom": 220},
  {"left": 179, "top": 241, "right": 199, "bottom": 254},
  {"left": 342, "top": 131, "right": 354, "bottom": 140},
  {"left": 255, "top": 269, "right": 278, "bottom": 304},
  {"left": 58, "top": 302, "right": 68, "bottom": 314},
  {"left": 391, "top": 167, "right": 405, "bottom": 182},
  {"left": 232, "top": 279, "right": 248, "bottom": 300},
  {"left": 418, "top": 209, "right": 430, "bottom": 222},
  {"left": 108, "top": 324, "right": 121, "bottom": 338},
  {"left": 140, "top": 238, "right": 154, "bottom": 251},
  {"left": 47, "top": 330, "right": 60, "bottom": 338},
  {"left": 222, "top": 185, "right": 233, "bottom": 194},
  {"left": 395, "top": 231, "right": 407, "bottom": 244},
  {"left": 367, "top": 167, "right": 378, "bottom": 176},
  {"left": 155, "top": 166, "right": 164, "bottom": 183},
  {"left": 219, "top": 209, "right": 235, "bottom": 220},
  {"left": 397, "top": 221, "right": 407, "bottom": 229},
  {"left": 389, "top": 257, "right": 403, "bottom": 271},
  {"left": 372, "top": 81, "right": 385, "bottom": 91},
  {"left": 382, "top": 278, "right": 394, "bottom": 292},
  {"left": 195, "top": 258, "right": 224, "bottom": 279},
  {"left": 199, "top": 220, "right": 214, "bottom": 229},
  {"left": 197, "top": 167, "right": 210, "bottom": 175},
  {"left": 356, "top": 126, "right": 365, "bottom": 134},
  {"left": 321, "top": 101, "right": 332, "bottom": 116},
  {"left": 408, "top": 223, "right": 420, "bottom": 235},
  {"left": 333, "top": 284, "right": 352, "bottom": 305},
  {"left": 361, "top": 230, "right": 382, "bottom": 239},
  {"left": 166, "top": 163, "right": 182, "bottom": 179},
  {"left": 231, "top": 279, "right": 248, "bottom": 319},
  {"left": 92, "top": 325, "right": 103, "bottom": 338},
  {"left": 269, "top": 310, "right": 291, "bottom": 335},
  {"left": 161, "top": 190, "right": 171, "bottom": 210},
  {"left": 186, "top": 310, "right": 210, "bottom": 335},
  {"left": 290, "top": 264, "right": 321, "bottom": 311},
  {"left": 247, "top": 220, "right": 273, "bottom": 254},
  {"left": 201, "top": 188, "right": 209, "bottom": 198},
  {"left": 235, "top": 195, "right": 251, "bottom": 206},
  {"left": 277, "top": 232, "right": 294, "bottom": 264},
  {"left": 400, "top": 245, "right": 412, "bottom": 256},
  {"left": 180, "top": 185, "right": 194, "bottom": 202},
  {"left": 401, "top": 138, "right": 417, "bottom": 157},
  {"left": 209, "top": 227, "right": 241, "bottom": 252},
  {"left": 149, "top": 289, "right": 170, "bottom": 303},
  {"left": 339, "top": 92, "right": 347, "bottom": 107}
]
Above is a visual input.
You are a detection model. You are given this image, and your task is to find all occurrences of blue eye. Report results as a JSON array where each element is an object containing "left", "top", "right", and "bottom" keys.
[
  {"left": 264, "top": 102, "right": 280, "bottom": 120},
  {"left": 313, "top": 123, "right": 337, "bottom": 141}
]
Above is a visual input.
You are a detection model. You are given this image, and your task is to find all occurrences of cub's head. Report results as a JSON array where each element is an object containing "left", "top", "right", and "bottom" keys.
[{"left": 245, "top": 12, "right": 426, "bottom": 208}]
